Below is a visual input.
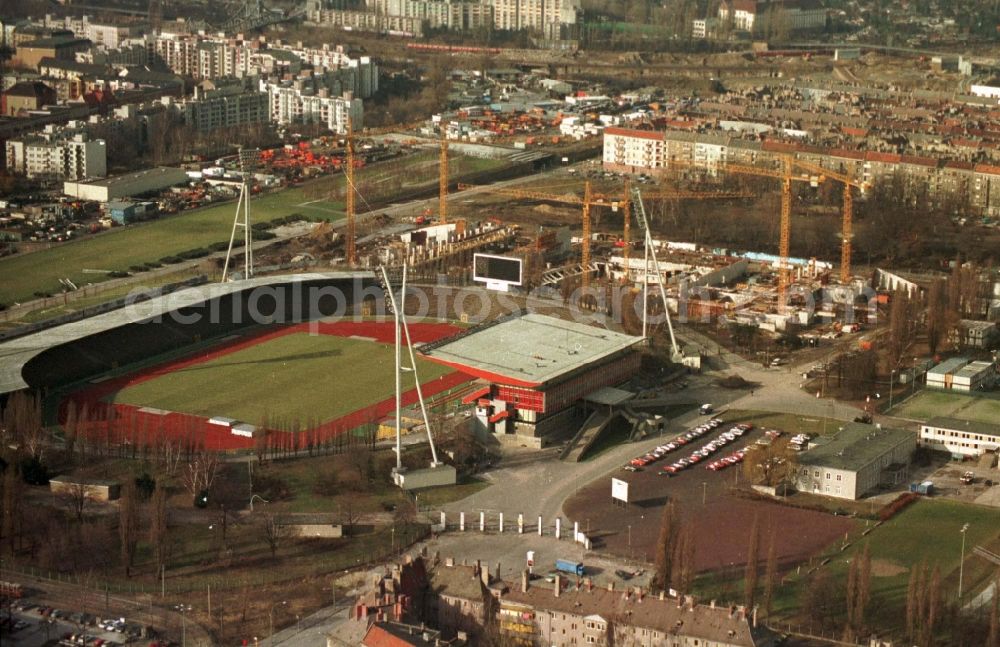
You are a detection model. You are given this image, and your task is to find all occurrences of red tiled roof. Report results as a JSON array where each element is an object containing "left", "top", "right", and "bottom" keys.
[
  {"left": 603, "top": 127, "right": 663, "bottom": 141},
  {"left": 840, "top": 127, "right": 868, "bottom": 137},
  {"left": 944, "top": 160, "right": 974, "bottom": 171},
  {"left": 899, "top": 155, "right": 938, "bottom": 168},
  {"left": 362, "top": 625, "right": 415, "bottom": 647},
  {"left": 761, "top": 140, "right": 801, "bottom": 153},
  {"left": 829, "top": 149, "right": 865, "bottom": 160},
  {"left": 974, "top": 163, "right": 1000, "bottom": 175},
  {"left": 865, "top": 151, "right": 901, "bottom": 164}
]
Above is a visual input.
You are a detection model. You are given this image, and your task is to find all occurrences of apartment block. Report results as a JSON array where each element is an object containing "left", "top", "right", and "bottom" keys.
[
  {"left": 365, "top": 0, "right": 493, "bottom": 30},
  {"left": 6, "top": 132, "right": 106, "bottom": 180},
  {"left": 41, "top": 14, "right": 134, "bottom": 49},
  {"left": 500, "top": 576, "right": 763, "bottom": 647},
  {"left": 261, "top": 80, "right": 363, "bottom": 134},
  {"left": 490, "top": 0, "right": 581, "bottom": 37},
  {"left": 602, "top": 127, "right": 1000, "bottom": 218},
  {"left": 162, "top": 80, "right": 269, "bottom": 134},
  {"left": 718, "top": 0, "right": 826, "bottom": 35}
]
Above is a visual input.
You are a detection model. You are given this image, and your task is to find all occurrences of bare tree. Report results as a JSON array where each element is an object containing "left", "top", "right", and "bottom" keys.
[
  {"left": 60, "top": 481, "right": 90, "bottom": 522},
  {"left": 744, "top": 514, "right": 760, "bottom": 610},
  {"left": 119, "top": 479, "right": 139, "bottom": 577},
  {"left": 338, "top": 498, "right": 364, "bottom": 537},
  {"left": 149, "top": 481, "right": 170, "bottom": 572},
  {"left": 672, "top": 522, "right": 696, "bottom": 595},
  {"left": 989, "top": 577, "right": 999, "bottom": 647},
  {"left": 182, "top": 450, "right": 219, "bottom": 506},
  {"left": 260, "top": 512, "right": 291, "bottom": 558},
  {"left": 1, "top": 466, "right": 23, "bottom": 555},
  {"left": 763, "top": 532, "right": 778, "bottom": 618},
  {"left": 742, "top": 438, "right": 797, "bottom": 487},
  {"left": 652, "top": 500, "right": 678, "bottom": 592},
  {"left": 925, "top": 278, "right": 948, "bottom": 355}
]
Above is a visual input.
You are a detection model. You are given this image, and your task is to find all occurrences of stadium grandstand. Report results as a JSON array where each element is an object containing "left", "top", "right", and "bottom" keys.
[
  {"left": 419, "top": 313, "right": 642, "bottom": 448},
  {"left": 0, "top": 272, "right": 378, "bottom": 395}
]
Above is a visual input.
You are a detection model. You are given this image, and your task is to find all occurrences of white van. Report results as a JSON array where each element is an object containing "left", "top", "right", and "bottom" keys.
[{"left": 700, "top": 403, "right": 714, "bottom": 415}]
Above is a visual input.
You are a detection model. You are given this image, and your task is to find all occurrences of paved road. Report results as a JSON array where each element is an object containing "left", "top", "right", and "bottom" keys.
[{"left": 438, "top": 323, "right": 866, "bottom": 524}]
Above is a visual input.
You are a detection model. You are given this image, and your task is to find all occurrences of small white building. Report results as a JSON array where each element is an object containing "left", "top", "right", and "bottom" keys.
[
  {"left": 951, "top": 360, "right": 996, "bottom": 392},
  {"left": 926, "top": 357, "right": 970, "bottom": 390},
  {"left": 950, "top": 319, "right": 999, "bottom": 350},
  {"left": 919, "top": 416, "right": 1000, "bottom": 458}
]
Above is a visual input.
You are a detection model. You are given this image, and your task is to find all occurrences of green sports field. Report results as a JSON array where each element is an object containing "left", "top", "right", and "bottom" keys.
[
  {"left": 0, "top": 152, "right": 507, "bottom": 305},
  {"left": 892, "top": 389, "right": 1000, "bottom": 424},
  {"left": 110, "top": 332, "right": 454, "bottom": 424}
]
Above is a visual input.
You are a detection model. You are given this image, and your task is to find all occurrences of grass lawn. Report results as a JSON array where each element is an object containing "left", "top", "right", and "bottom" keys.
[
  {"left": 111, "top": 332, "right": 453, "bottom": 423},
  {"left": 720, "top": 409, "right": 843, "bottom": 436},
  {"left": 413, "top": 476, "right": 491, "bottom": 506},
  {"left": 0, "top": 152, "right": 509, "bottom": 305},
  {"left": 893, "top": 389, "right": 1000, "bottom": 424}
]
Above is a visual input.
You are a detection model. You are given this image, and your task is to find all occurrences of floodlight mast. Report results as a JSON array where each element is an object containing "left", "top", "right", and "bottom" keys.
[
  {"left": 632, "top": 188, "right": 680, "bottom": 361},
  {"left": 222, "top": 148, "right": 261, "bottom": 282}
]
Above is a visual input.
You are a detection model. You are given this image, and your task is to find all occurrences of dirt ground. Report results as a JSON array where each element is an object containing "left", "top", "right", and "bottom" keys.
[{"left": 562, "top": 424, "right": 855, "bottom": 573}]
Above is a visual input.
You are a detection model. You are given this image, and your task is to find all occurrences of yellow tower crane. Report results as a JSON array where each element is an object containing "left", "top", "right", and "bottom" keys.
[{"left": 439, "top": 125, "right": 448, "bottom": 225}]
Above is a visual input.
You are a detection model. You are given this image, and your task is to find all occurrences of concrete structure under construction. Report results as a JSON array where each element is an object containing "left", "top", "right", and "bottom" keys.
[{"left": 420, "top": 313, "right": 642, "bottom": 448}]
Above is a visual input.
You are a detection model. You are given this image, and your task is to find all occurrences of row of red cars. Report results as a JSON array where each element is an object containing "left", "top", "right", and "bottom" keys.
[
  {"left": 706, "top": 429, "right": 784, "bottom": 472},
  {"left": 660, "top": 423, "right": 755, "bottom": 475},
  {"left": 625, "top": 418, "right": 728, "bottom": 470}
]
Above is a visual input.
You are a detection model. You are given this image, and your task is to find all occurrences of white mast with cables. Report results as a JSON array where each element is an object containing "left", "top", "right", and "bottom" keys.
[
  {"left": 380, "top": 255, "right": 442, "bottom": 485},
  {"left": 222, "top": 148, "right": 261, "bottom": 282},
  {"left": 633, "top": 188, "right": 681, "bottom": 361}
]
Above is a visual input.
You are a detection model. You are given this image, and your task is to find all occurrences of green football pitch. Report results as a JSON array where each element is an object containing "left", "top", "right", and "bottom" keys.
[
  {"left": 110, "top": 332, "right": 454, "bottom": 425},
  {"left": 892, "top": 389, "right": 1000, "bottom": 424}
]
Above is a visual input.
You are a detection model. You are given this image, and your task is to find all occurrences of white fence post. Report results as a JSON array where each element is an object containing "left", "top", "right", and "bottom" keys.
[
  {"left": 499, "top": 512, "right": 504, "bottom": 533},
  {"left": 460, "top": 512, "right": 465, "bottom": 531},
  {"left": 480, "top": 511, "right": 485, "bottom": 532},
  {"left": 555, "top": 517, "right": 561, "bottom": 540},
  {"left": 518, "top": 513, "right": 524, "bottom": 534},
  {"left": 538, "top": 516, "right": 543, "bottom": 536}
]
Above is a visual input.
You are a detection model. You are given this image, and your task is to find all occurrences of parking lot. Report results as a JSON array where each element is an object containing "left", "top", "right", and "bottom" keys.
[
  {"left": 563, "top": 412, "right": 856, "bottom": 571},
  {"left": 1, "top": 601, "right": 156, "bottom": 647}
]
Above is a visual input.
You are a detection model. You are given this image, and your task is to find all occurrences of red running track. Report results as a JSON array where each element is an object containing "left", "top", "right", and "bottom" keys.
[{"left": 65, "top": 321, "right": 468, "bottom": 451}]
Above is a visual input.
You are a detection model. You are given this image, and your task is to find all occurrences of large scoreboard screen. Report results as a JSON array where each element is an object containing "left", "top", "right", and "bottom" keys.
[{"left": 473, "top": 254, "right": 523, "bottom": 288}]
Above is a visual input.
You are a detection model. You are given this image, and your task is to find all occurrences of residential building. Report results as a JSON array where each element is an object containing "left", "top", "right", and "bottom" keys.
[
  {"left": 41, "top": 14, "right": 134, "bottom": 49},
  {"left": 919, "top": 416, "right": 1000, "bottom": 457},
  {"left": 5, "top": 132, "right": 106, "bottom": 180},
  {"left": 162, "top": 79, "right": 269, "bottom": 134},
  {"left": 602, "top": 127, "right": 665, "bottom": 174},
  {"left": 500, "top": 575, "right": 763, "bottom": 646},
  {"left": 365, "top": 0, "right": 493, "bottom": 30},
  {"left": 17, "top": 36, "right": 92, "bottom": 70},
  {"left": 308, "top": 8, "right": 426, "bottom": 37},
  {"left": 490, "top": 0, "right": 581, "bottom": 38},
  {"left": 2, "top": 80, "right": 57, "bottom": 116},
  {"left": 718, "top": 0, "right": 826, "bottom": 36},
  {"left": 426, "top": 560, "right": 496, "bottom": 639},
  {"left": 261, "top": 79, "right": 362, "bottom": 134},
  {"left": 793, "top": 423, "right": 915, "bottom": 500}
]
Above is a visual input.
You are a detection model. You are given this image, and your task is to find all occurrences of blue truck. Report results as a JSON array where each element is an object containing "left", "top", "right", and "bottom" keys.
[{"left": 555, "top": 559, "right": 585, "bottom": 576}]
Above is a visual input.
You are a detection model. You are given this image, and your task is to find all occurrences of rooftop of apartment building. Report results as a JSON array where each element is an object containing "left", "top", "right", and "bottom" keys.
[{"left": 502, "top": 580, "right": 762, "bottom": 647}]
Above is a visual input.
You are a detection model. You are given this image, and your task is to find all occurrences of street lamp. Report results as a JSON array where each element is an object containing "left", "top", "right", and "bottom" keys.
[
  {"left": 270, "top": 600, "right": 287, "bottom": 647},
  {"left": 888, "top": 369, "right": 898, "bottom": 411},
  {"left": 958, "top": 523, "right": 970, "bottom": 600},
  {"left": 175, "top": 604, "right": 192, "bottom": 647}
]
